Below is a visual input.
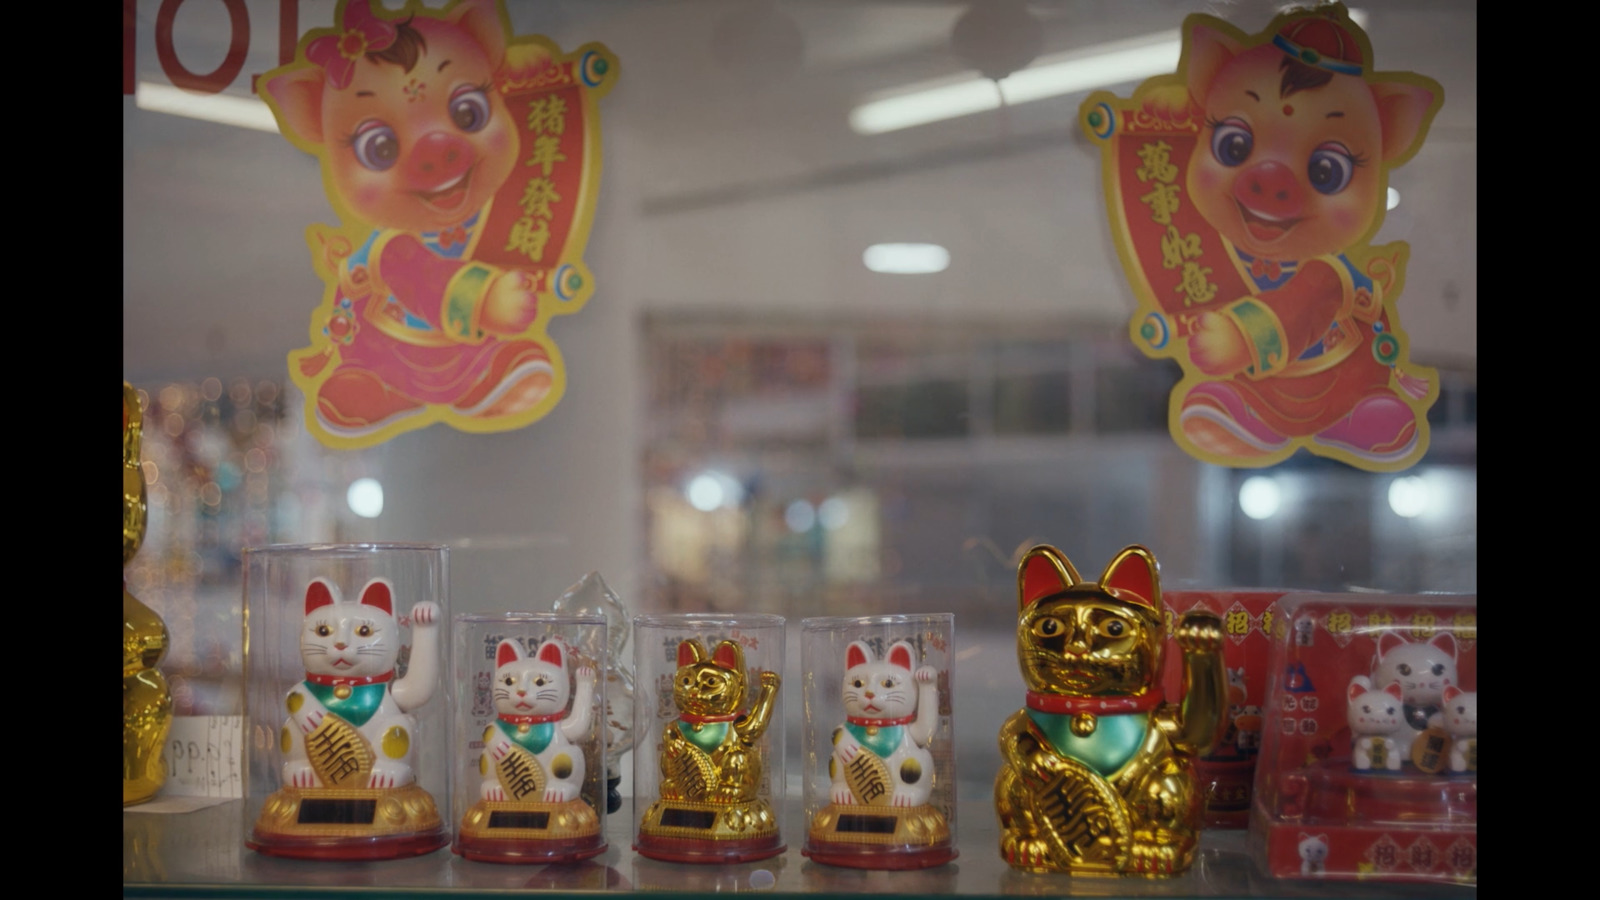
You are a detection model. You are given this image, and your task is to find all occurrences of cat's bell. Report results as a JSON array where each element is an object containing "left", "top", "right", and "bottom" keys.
[
  {"left": 334, "top": 684, "right": 352, "bottom": 700},
  {"left": 1071, "top": 712, "right": 1096, "bottom": 737},
  {"left": 517, "top": 723, "right": 530, "bottom": 734}
]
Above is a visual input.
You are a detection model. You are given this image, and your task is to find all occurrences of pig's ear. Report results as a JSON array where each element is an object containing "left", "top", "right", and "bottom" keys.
[
  {"left": 451, "top": 0, "right": 507, "bottom": 71},
  {"left": 265, "top": 67, "right": 326, "bottom": 146},
  {"left": 1371, "top": 79, "right": 1437, "bottom": 164},
  {"left": 1184, "top": 23, "right": 1241, "bottom": 107}
]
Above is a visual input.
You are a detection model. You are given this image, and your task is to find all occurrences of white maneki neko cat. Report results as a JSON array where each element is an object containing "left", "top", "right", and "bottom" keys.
[
  {"left": 481, "top": 637, "right": 597, "bottom": 804},
  {"left": 829, "top": 640, "right": 940, "bottom": 809},
  {"left": 281, "top": 577, "right": 440, "bottom": 790}
]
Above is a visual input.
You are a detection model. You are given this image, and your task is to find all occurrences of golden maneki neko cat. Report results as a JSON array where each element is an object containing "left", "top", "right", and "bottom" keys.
[
  {"left": 995, "top": 544, "right": 1226, "bottom": 876},
  {"left": 125, "top": 382, "right": 173, "bottom": 806},
  {"left": 636, "top": 639, "right": 782, "bottom": 862}
]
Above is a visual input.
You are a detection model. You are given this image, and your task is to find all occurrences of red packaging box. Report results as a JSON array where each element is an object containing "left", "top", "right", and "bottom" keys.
[
  {"left": 1162, "top": 590, "right": 1288, "bottom": 828},
  {"left": 1250, "top": 593, "right": 1477, "bottom": 885}
]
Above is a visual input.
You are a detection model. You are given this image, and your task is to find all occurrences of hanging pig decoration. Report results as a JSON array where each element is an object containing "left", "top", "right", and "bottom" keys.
[
  {"left": 262, "top": 0, "right": 617, "bottom": 449},
  {"left": 1081, "top": 3, "right": 1443, "bottom": 472}
]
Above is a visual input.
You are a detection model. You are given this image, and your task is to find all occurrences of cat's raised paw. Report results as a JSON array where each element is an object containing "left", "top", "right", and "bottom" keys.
[
  {"left": 409, "top": 602, "right": 440, "bottom": 627},
  {"left": 915, "top": 665, "right": 938, "bottom": 684},
  {"left": 1174, "top": 610, "right": 1224, "bottom": 653}
]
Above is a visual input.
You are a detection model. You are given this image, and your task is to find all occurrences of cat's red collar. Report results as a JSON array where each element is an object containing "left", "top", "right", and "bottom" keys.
[
  {"left": 680, "top": 711, "right": 741, "bottom": 724},
  {"left": 500, "top": 712, "right": 564, "bottom": 725},
  {"left": 1026, "top": 690, "right": 1161, "bottom": 715},
  {"left": 847, "top": 714, "right": 916, "bottom": 727},
  {"left": 306, "top": 671, "right": 393, "bottom": 687}
]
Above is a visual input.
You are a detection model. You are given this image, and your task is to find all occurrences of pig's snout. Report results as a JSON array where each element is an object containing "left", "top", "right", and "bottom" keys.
[
  {"left": 406, "top": 132, "right": 474, "bottom": 185},
  {"left": 1233, "top": 161, "right": 1304, "bottom": 219}
]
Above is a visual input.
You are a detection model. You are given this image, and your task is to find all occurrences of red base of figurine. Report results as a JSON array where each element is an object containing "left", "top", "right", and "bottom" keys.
[
  {"left": 453, "top": 834, "right": 607, "bottom": 865},
  {"left": 802, "top": 840, "right": 957, "bottom": 870},
  {"left": 633, "top": 832, "right": 785, "bottom": 864},
  {"left": 1196, "top": 756, "right": 1257, "bottom": 828},
  {"left": 247, "top": 827, "right": 449, "bottom": 861}
]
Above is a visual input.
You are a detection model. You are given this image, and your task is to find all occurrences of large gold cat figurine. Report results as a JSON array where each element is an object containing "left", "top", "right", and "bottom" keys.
[
  {"left": 636, "top": 639, "right": 782, "bottom": 861},
  {"left": 995, "top": 544, "right": 1225, "bottom": 876},
  {"left": 125, "top": 382, "right": 173, "bottom": 805}
]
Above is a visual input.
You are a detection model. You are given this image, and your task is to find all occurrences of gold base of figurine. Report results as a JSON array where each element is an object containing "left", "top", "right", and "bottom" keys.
[
  {"left": 808, "top": 802, "right": 950, "bottom": 848},
  {"left": 638, "top": 797, "right": 779, "bottom": 842},
  {"left": 252, "top": 783, "right": 443, "bottom": 840},
  {"left": 459, "top": 797, "right": 599, "bottom": 843}
]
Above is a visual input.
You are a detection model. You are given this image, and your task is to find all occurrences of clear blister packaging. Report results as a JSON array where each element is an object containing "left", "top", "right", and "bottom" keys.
[
  {"left": 632, "top": 613, "right": 786, "bottom": 863},
  {"left": 450, "top": 613, "right": 607, "bottom": 863},
  {"left": 800, "top": 614, "right": 956, "bottom": 870},
  {"left": 1251, "top": 593, "right": 1477, "bottom": 883},
  {"left": 242, "top": 544, "right": 450, "bottom": 860}
]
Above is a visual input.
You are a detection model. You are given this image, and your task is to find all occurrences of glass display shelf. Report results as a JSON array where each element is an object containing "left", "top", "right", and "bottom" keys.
[{"left": 125, "top": 786, "right": 1475, "bottom": 899}]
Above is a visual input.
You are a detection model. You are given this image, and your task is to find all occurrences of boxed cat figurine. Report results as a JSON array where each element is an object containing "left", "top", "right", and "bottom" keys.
[
  {"left": 242, "top": 544, "right": 451, "bottom": 860},
  {"left": 1250, "top": 593, "right": 1476, "bottom": 884},
  {"left": 1162, "top": 590, "right": 1290, "bottom": 828},
  {"left": 800, "top": 614, "right": 956, "bottom": 870},
  {"left": 450, "top": 613, "right": 608, "bottom": 863}
]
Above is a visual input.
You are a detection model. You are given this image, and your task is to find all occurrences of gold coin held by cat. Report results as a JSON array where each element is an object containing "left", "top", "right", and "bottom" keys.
[
  {"left": 383, "top": 725, "right": 410, "bottom": 759},
  {"left": 1072, "top": 712, "right": 1097, "bottom": 737}
]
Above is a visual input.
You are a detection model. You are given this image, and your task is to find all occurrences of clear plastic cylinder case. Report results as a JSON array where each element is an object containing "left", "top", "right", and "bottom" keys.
[
  {"left": 450, "top": 613, "right": 608, "bottom": 864},
  {"left": 632, "top": 613, "right": 786, "bottom": 864},
  {"left": 242, "top": 544, "right": 450, "bottom": 860},
  {"left": 800, "top": 614, "right": 956, "bottom": 869}
]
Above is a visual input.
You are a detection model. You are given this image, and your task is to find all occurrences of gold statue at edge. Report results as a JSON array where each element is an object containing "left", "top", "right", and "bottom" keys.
[
  {"left": 994, "top": 544, "right": 1225, "bottom": 876},
  {"left": 125, "top": 382, "right": 172, "bottom": 805}
]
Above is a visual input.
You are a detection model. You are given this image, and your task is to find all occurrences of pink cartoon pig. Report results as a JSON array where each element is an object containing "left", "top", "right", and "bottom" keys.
[
  {"left": 1175, "top": 13, "right": 1439, "bottom": 466},
  {"left": 266, "top": 0, "right": 553, "bottom": 441}
]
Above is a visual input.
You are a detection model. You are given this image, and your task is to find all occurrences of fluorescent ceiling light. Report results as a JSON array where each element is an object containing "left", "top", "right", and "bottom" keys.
[
  {"left": 864, "top": 243, "right": 949, "bottom": 274},
  {"left": 135, "top": 81, "right": 280, "bottom": 133},
  {"left": 850, "top": 9, "right": 1367, "bottom": 135}
]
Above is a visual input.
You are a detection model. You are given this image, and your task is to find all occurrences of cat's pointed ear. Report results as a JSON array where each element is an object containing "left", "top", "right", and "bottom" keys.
[
  {"left": 1382, "top": 681, "right": 1404, "bottom": 701},
  {"left": 496, "top": 639, "right": 523, "bottom": 668},
  {"left": 1376, "top": 631, "right": 1407, "bottom": 658},
  {"left": 1429, "top": 631, "right": 1457, "bottom": 659},
  {"left": 846, "top": 641, "right": 872, "bottom": 669},
  {"left": 1017, "top": 545, "right": 1081, "bottom": 610},
  {"left": 712, "top": 640, "right": 744, "bottom": 672},
  {"left": 1100, "top": 545, "right": 1161, "bottom": 613},
  {"left": 1442, "top": 685, "right": 1461, "bottom": 703},
  {"left": 1347, "top": 681, "right": 1366, "bottom": 702},
  {"left": 677, "top": 639, "right": 707, "bottom": 668},
  {"left": 305, "top": 578, "right": 337, "bottom": 615},
  {"left": 538, "top": 640, "right": 566, "bottom": 668},
  {"left": 358, "top": 578, "right": 393, "bottom": 616},
  {"left": 1299, "top": 832, "right": 1311, "bottom": 841},
  {"left": 887, "top": 641, "right": 915, "bottom": 671}
]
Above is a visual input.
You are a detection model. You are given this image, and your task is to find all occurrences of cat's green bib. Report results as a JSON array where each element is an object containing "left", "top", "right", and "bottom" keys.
[
  {"left": 677, "top": 720, "right": 729, "bottom": 753},
  {"left": 844, "top": 723, "right": 903, "bottom": 760},
  {"left": 497, "top": 718, "right": 555, "bottom": 755},
  {"left": 304, "top": 681, "right": 387, "bottom": 728},
  {"left": 1027, "top": 709, "right": 1148, "bottom": 776}
]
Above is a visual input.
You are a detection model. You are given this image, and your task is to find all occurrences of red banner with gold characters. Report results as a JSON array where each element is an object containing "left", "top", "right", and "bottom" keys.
[
  {"left": 1079, "top": 3, "right": 1443, "bottom": 473},
  {"left": 261, "top": 0, "right": 617, "bottom": 448}
]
